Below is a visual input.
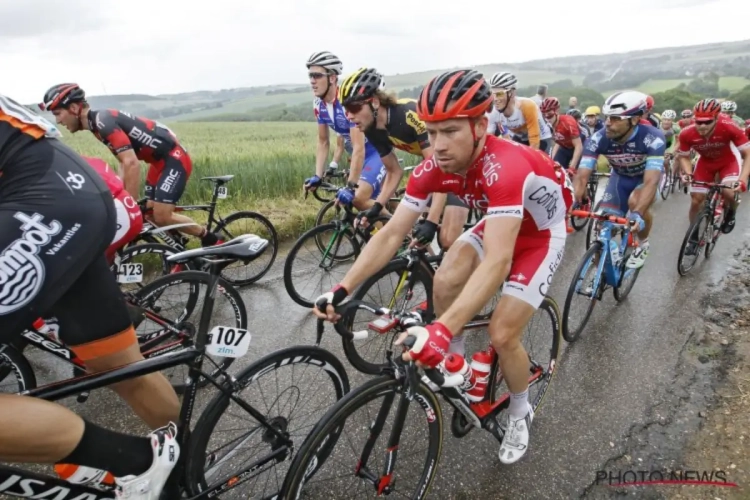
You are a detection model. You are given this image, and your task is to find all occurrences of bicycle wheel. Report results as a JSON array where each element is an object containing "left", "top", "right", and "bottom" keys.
[
  {"left": 347, "top": 257, "right": 435, "bottom": 375},
  {"left": 284, "top": 223, "right": 361, "bottom": 308},
  {"left": 660, "top": 172, "right": 671, "bottom": 200},
  {"left": 0, "top": 345, "right": 36, "bottom": 393},
  {"left": 585, "top": 201, "right": 603, "bottom": 249},
  {"left": 570, "top": 197, "right": 592, "bottom": 231},
  {"left": 563, "top": 241, "right": 603, "bottom": 342},
  {"left": 112, "top": 243, "right": 188, "bottom": 293},
  {"left": 613, "top": 238, "right": 640, "bottom": 302},
  {"left": 282, "top": 375, "right": 443, "bottom": 500},
  {"left": 214, "top": 210, "right": 278, "bottom": 286},
  {"left": 677, "top": 211, "right": 711, "bottom": 276},
  {"left": 185, "top": 345, "right": 350, "bottom": 499},
  {"left": 314, "top": 199, "right": 343, "bottom": 227},
  {"left": 133, "top": 271, "right": 246, "bottom": 391}
]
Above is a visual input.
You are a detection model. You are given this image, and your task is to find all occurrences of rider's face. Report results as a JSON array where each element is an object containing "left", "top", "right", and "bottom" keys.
[
  {"left": 309, "top": 66, "right": 334, "bottom": 98},
  {"left": 604, "top": 115, "right": 635, "bottom": 139},
  {"left": 426, "top": 117, "right": 486, "bottom": 174},
  {"left": 662, "top": 119, "right": 673, "bottom": 129},
  {"left": 585, "top": 115, "right": 597, "bottom": 126},
  {"left": 52, "top": 106, "right": 82, "bottom": 133},
  {"left": 493, "top": 90, "right": 509, "bottom": 110},
  {"left": 345, "top": 101, "right": 375, "bottom": 130}
]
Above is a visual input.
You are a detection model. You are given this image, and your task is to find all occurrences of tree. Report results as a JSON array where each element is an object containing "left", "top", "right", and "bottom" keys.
[
  {"left": 651, "top": 88, "right": 703, "bottom": 114},
  {"left": 728, "top": 85, "right": 750, "bottom": 117}
]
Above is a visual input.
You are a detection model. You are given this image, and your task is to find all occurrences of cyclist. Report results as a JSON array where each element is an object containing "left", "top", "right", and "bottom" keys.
[
  {"left": 660, "top": 110, "right": 682, "bottom": 182},
  {"left": 676, "top": 99, "right": 750, "bottom": 252},
  {"left": 678, "top": 109, "right": 694, "bottom": 129},
  {"left": 338, "top": 67, "right": 469, "bottom": 250},
  {"left": 573, "top": 90, "right": 666, "bottom": 269},
  {"left": 644, "top": 95, "right": 661, "bottom": 128},
  {"left": 720, "top": 100, "right": 746, "bottom": 129},
  {"left": 489, "top": 72, "right": 553, "bottom": 151},
  {"left": 303, "top": 52, "right": 386, "bottom": 212},
  {"left": 583, "top": 105, "right": 604, "bottom": 135},
  {"left": 40, "top": 84, "right": 222, "bottom": 247},
  {"left": 486, "top": 105, "right": 510, "bottom": 138},
  {"left": 314, "top": 70, "right": 570, "bottom": 465},
  {"left": 746, "top": 118, "right": 750, "bottom": 140},
  {"left": 542, "top": 97, "right": 584, "bottom": 171},
  {"left": 0, "top": 93, "right": 178, "bottom": 498}
]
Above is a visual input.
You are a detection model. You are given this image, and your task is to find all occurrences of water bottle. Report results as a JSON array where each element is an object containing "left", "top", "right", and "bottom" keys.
[
  {"left": 609, "top": 239, "right": 620, "bottom": 266},
  {"left": 468, "top": 349, "right": 494, "bottom": 402},
  {"left": 442, "top": 354, "right": 476, "bottom": 394},
  {"left": 54, "top": 464, "right": 115, "bottom": 491}
]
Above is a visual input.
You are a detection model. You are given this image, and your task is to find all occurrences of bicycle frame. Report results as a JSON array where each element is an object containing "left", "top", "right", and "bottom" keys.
[{"left": 0, "top": 260, "right": 293, "bottom": 500}]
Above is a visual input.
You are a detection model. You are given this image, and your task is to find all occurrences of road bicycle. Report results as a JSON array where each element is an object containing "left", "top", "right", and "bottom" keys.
[
  {"left": 677, "top": 180, "right": 739, "bottom": 276},
  {"left": 307, "top": 165, "right": 351, "bottom": 203},
  {"left": 659, "top": 154, "right": 683, "bottom": 200},
  {"left": 282, "top": 299, "right": 560, "bottom": 498},
  {"left": 563, "top": 209, "right": 641, "bottom": 342},
  {"left": 0, "top": 235, "right": 350, "bottom": 500},
  {"left": 127, "top": 175, "right": 279, "bottom": 287},
  {"left": 571, "top": 171, "right": 610, "bottom": 233}
]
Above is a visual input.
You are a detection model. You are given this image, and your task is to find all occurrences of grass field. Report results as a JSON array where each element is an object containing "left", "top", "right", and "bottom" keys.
[{"left": 602, "top": 76, "right": 750, "bottom": 98}]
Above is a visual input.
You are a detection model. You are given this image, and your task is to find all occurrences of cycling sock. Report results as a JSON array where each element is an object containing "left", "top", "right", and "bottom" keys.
[
  {"left": 508, "top": 389, "right": 529, "bottom": 419},
  {"left": 201, "top": 231, "right": 219, "bottom": 246},
  {"left": 59, "top": 420, "right": 153, "bottom": 478}
]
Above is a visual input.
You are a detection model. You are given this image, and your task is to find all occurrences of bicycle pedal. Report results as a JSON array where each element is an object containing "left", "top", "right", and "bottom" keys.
[{"left": 76, "top": 392, "right": 90, "bottom": 404}]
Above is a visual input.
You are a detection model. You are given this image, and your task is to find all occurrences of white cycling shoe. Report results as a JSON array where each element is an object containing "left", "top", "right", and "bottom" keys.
[
  {"left": 115, "top": 423, "right": 180, "bottom": 499},
  {"left": 626, "top": 242, "right": 650, "bottom": 269},
  {"left": 498, "top": 403, "right": 534, "bottom": 465}
]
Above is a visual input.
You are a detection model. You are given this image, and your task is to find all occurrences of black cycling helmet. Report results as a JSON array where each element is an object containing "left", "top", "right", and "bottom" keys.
[
  {"left": 339, "top": 68, "right": 384, "bottom": 105},
  {"left": 40, "top": 83, "right": 86, "bottom": 111},
  {"left": 567, "top": 108, "right": 582, "bottom": 120}
]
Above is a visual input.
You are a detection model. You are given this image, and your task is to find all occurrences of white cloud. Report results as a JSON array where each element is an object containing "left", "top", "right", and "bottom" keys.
[{"left": 1, "top": 0, "right": 745, "bottom": 103}]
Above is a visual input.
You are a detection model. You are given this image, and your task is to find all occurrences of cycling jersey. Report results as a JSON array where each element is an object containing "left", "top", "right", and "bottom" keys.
[
  {"left": 313, "top": 96, "right": 378, "bottom": 157},
  {"left": 366, "top": 99, "right": 429, "bottom": 157},
  {"left": 676, "top": 118, "right": 749, "bottom": 163},
  {"left": 646, "top": 113, "right": 661, "bottom": 129},
  {"left": 729, "top": 115, "right": 745, "bottom": 130},
  {"left": 580, "top": 125, "right": 666, "bottom": 177},
  {"left": 498, "top": 97, "right": 553, "bottom": 146},
  {"left": 678, "top": 118, "right": 694, "bottom": 129},
  {"left": 486, "top": 108, "right": 509, "bottom": 137},
  {"left": 661, "top": 125, "right": 680, "bottom": 152},
  {"left": 551, "top": 115, "right": 581, "bottom": 150}
]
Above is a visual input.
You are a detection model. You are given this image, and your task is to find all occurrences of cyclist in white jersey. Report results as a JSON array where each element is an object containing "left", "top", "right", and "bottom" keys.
[{"left": 489, "top": 72, "right": 553, "bottom": 152}]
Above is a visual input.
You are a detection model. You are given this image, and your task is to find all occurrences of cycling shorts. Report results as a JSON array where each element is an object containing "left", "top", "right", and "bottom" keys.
[
  {"left": 512, "top": 136, "right": 551, "bottom": 155},
  {"left": 690, "top": 158, "right": 739, "bottom": 194},
  {"left": 426, "top": 193, "right": 469, "bottom": 209},
  {"left": 600, "top": 171, "right": 644, "bottom": 216},
  {"left": 105, "top": 191, "right": 143, "bottom": 263},
  {"left": 358, "top": 150, "right": 387, "bottom": 199},
  {"left": 553, "top": 146, "right": 575, "bottom": 169},
  {"left": 145, "top": 145, "right": 192, "bottom": 205},
  {"left": 0, "top": 139, "right": 135, "bottom": 358},
  {"left": 456, "top": 220, "right": 566, "bottom": 308}
]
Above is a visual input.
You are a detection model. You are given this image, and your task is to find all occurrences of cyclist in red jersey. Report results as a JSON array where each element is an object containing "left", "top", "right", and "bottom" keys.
[
  {"left": 40, "top": 84, "right": 222, "bottom": 247},
  {"left": 313, "top": 70, "right": 571, "bottom": 465},
  {"left": 678, "top": 109, "right": 694, "bottom": 129},
  {"left": 745, "top": 119, "right": 750, "bottom": 140},
  {"left": 676, "top": 98, "right": 750, "bottom": 250}
]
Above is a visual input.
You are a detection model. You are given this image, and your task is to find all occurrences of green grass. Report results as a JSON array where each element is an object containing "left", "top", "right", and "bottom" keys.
[
  {"left": 719, "top": 76, "right": 750, "bottom": 92},
  {"left": 602, "top": 76, "right": 750, "bottom": 98}
]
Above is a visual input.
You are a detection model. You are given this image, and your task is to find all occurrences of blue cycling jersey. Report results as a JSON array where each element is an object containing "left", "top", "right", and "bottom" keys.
[
  {"left": 579, "top": 125, "right": 666, "bottom": 177},
  {"left": 313, "top": 97, "right": 378, "bottom": 157}
]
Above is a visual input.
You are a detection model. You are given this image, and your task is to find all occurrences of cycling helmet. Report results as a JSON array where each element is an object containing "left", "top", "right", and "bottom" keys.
[
  {"left": 693, "top": 98, "right": 722, "bottom": 119},
  {"left": 40, "top": 83, "right": 86, "bottom": 111},
  {"left": 681, "top": 109, "right": 693, "bottom": 118},
  {"left": 645, "top": 95, "right": 654, "bottom": 111},
  {"left": 662, "top": 109, "right": 677, "bottom": 120},
  {"left": 417, "top": 70, "right": 493, "bottom": 122},
  {"left": 602, "top": 91, "right": 648, "bottom": 117},
  {"left": 306, "top": 51, "right": 343, "bottom": 75},
  {"left": 584, "top": 105, "right": 601, "bottom": 116},
  {"left": 567, "top": 108, "right": 582, "bottom": 120},
  {"left": 720, "top": 100, "right": 737, "bottom": 112},
  {"left": 540, "top": 97, "right": 560, "bottom": 114},
  {"left": 338, "top": 68, "right": 384, "bottom": 105},
  {"left": 489, "top": 72, "right": 517, "bottom": 90}
]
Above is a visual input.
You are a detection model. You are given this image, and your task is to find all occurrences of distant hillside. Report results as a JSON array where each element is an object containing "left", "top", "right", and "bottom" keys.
[{"left": 34, "top": 39, "right": 750, "bottom": 122}]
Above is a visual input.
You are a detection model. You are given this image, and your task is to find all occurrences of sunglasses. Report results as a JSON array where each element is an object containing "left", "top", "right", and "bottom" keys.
[
  {"left": 492, "top": 90, "right": 508, "bottom": 97},
  {"left": 544, "top": 112, "right": 556, "bottom": 119},
  {"left": 308, "top": 72, "right": 327, "bottom": 80},
  {"left": 695, "top": 119, "right": 715, "bottom": 126},
  {"left": 343, "top": 100, "right": 371, "bottom": 114}
]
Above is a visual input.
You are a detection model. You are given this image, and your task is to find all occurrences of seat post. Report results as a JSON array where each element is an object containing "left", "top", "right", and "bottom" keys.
[
  {"left": 193, "top": 260, "right": 225, "bottom": 351},
  {"left": 206, "top": 181, "right": 223, "bottom": 226}
]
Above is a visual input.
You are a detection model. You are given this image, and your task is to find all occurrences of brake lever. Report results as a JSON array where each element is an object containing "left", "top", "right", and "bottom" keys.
[{"left": 399, "top": 335, "right": 419, "bottom": 400}]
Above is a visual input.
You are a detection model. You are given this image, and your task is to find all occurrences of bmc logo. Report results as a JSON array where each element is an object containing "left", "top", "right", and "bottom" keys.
[{"left": 128, "top": 126, "right": 163, "bottom": 148}]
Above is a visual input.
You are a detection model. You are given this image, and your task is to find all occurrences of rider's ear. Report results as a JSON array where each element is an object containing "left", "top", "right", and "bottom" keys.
[{"left": 474, "top": 116, "right": 488, "bottom": 137}]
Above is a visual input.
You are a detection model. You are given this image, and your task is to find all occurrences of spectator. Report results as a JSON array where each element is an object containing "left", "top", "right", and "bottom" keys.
[
  {"left": 568, "top": 96, "right": 578, "bottom": 111},
  {"left": 531, "top": 84, "right": 548, "bottom": 106}
]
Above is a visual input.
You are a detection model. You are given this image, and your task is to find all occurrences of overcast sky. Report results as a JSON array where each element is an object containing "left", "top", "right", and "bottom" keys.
[{"left": 2, "top": 0, "right": 745, "bottom": 103}]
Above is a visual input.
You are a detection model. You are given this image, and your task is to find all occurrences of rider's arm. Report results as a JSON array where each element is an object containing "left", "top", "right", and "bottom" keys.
[
  {"left": 316, "top": 124, "right": 330, "bottom": 178},
  {"left": 93, "top": 111, "right": 141, "bottom": 196},
  {"left": 438, "top": 217, "right": 520, "bottom": 333},
  {"left": 521, "top": 101, "right": 541, "bottom": 149},
  {"left": 348, "top": 126, "right": 366, "bottom": 185},
  {"left": 333, "top": 134, "right": 345, "bottom": 165},
  {"left": 575, "top": 134, "right": 600, "bottom": 200},
  {"left": 675, "top": 128, "right": 692, "bottom": 176},
  {"left": 550, "top": 142, "right": 560, "bottom": 162},
  {"left": 375, "top": 151, "right": 405, "bottom": 206},
  {"left": 118, "top": 149, "right": 142, "bottom": 198},
  {"left": 632, "top": 139, "right": 667, "bottom": 214},
  {"left": 570, "top": 136, "right": 583, "bottom": 170}
]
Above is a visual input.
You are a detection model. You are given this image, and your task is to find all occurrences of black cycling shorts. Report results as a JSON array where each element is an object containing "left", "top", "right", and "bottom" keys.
[
  {"left": 0, "top": 139, "right": 133, "bottom": 355},
  {"left": 145, "top": 146, "right": 193, "bottom": 205}
]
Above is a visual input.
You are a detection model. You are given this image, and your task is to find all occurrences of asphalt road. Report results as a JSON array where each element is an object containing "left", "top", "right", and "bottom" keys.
[{"left": 19, "top": 186, "right": 750, "bottom": 499}]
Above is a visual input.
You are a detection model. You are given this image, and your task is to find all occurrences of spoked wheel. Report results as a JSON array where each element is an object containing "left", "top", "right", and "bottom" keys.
[
  {"left": 214, "top": 211, "right": 279, "bottom": 286},
  {"left": 660, "top": 172, "right": 671, "bottom": 200},
  {"left": 677, "top": 211, "right": 711, "bottom": 276},
  {"left": 585, "top": 201, "right": 603, "bottom": 250},
  {"left": 563, "top": 242, "right": 603, "bottom": 342}
]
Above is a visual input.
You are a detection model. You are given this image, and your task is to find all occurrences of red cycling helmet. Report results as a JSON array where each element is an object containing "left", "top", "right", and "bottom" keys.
[
  {"left": 417, "top": 70, "right": 493, "bottom": 122},
  {"left": 693, "top": 98, "right": 722, "bottom": 120},
  {"left": 40, "top": 83, "right": 86, "bottom": 112},
  {"left": 645, "top": 95, "right": 654, "bottom": 111},
  {"left": 540, "top": 97, "right": 560, "bottom": 114}
]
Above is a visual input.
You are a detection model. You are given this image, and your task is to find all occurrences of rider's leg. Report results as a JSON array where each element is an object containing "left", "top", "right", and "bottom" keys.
[
  {"left": 718, "top": 161, "right": 740, "bottom": 233},
  {"left": 352, "top": 181, "right": 375, "bottom": 212},
  {"left": 352, "top": 154, "right": 387, "bottom": 213},
  {"left": 688, "top": 159, "right": 712, "bottom": 223},
  {"left": 438, "top": 196, "right": 469, "bottom": 250},
  {"left": 625, "top": 180, "right": 656, "bottom": 269},
  {"left": 54, "top": 256, "right": 181, "bottom": 429}
]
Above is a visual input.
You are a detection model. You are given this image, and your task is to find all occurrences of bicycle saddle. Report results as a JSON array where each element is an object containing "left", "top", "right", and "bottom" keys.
[
  {"left": 167, "top": 234, "right": 269, "bottom": 263},
  {"left": 201, "top": 175, "right": 234, "bottom": 183}
]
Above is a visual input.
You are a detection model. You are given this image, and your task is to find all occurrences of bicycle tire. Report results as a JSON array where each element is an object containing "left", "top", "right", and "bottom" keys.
[
  {"left": 282, "top": 375, "right": 442, "bottom": 500},
  {"left": 134, "top": 271, "right": 246, "bottom": 391},
  {"left": 570, "top": 198, "right": 591, "bottom": 231},
  {"left": 563, "top": 242, "right": 603, "bottom": 342},
  {"left": 677, "top": 211, "right": 710, "bottom": 276},
  {"left": 0, "top": 344, "right": 37, "bottom": 393},
  {"left": 214, "top": 210, "right": 279, "bottom": 286},
  {"left": 660, "top": 174, "right": 671, "bottom": 200},
  {"left": 347, "top": 257, "right": 435, "bottom": 375},
  {"left": 314, "top": 199, "right": 342, "bottom": 227},
  {"left": 613, "top": 239, "right": 640, "bottom": 302},
  {"left": 283, "top": 223, "right": 361, "bottom": 308},
  {"left": 185, "top": 345, "right": 350, "bottom": 498},
  {"left": 112, "top": 242, "right": 190, "bottom": 291},
  {"left": 585, "top": 201, "right": 603, "bottom": 250}
]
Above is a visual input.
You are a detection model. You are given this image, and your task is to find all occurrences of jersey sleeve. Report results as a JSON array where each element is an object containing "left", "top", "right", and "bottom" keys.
[
  {"left": 644, "top": 129, "right": 666, "bottom": 171},
  {"left": 676, "top": 128, "right": 692, "bottom": 156},
  {"left": 727, "top": 119, "right": 750, "bottom": 150},
  {"left": 94, "top": 111, "right": 132, "bottom": 155},
  {"left": 400, "top": 159, "right": 435, "bottom": 213},
  {"left": 313, "top": 99, "right": 325, "bottom": 124},
  {"left": 367, "top": 128, "right": 394, "bottom": 157},
  {"left": 484, "top": 154, "right": 531, "bottom": 220},
  {"left": 521, "top": 101, "right": 541, "bottom": 147},
  {"left": 580, "top": 131, "right": 605, "bottom": 169}
]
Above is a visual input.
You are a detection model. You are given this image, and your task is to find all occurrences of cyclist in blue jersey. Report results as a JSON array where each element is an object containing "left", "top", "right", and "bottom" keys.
[
  {"left": 573, "top": 91, "right": 666, "bottom": 269},
  {"left": 303, "top": 51, "right": 386, "bottom": 212}
]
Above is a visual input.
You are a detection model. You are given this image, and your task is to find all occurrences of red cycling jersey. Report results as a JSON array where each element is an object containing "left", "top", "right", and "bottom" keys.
[
  {"left": 552, "top": 115, "right": 581, "bottom": 149},
  {"left": 676, "top": 118, "right": 749, "bottom": 163},
  {"left": 678, "top": 118, "right": 694, "bottom": 129},
  {"left": 81, "top": 156, "right": 124, "bottom": 196},
  {"left": 401, "top": 135, "right": 569, "bottom": 237}
]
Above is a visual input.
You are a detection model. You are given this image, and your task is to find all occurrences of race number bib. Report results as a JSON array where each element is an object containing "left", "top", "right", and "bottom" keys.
[
  {"left": 117, "top": 263, "right": 144, "bottom": 283},
  {"left": 206, "top": 326, "right": 251, "bottom": 358},
  {"left": 217, "top": 186, "right": 228, "bottom": 199}
]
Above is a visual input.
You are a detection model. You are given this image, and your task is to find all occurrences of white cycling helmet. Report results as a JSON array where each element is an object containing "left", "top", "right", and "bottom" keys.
[
  {"left": 602, "top": 90, "right": 648, "bottom": 117},
  {"left": 662, "top": 109, "right": 677, "bottom": 120},
  {"left": 306, "top": 51, "right": 343, "bottom": 75},
  {"left": 489, "top": 72, "right": 517, "bottom": 90},
  {"left": 720, "top": 100, "right": 737, "bottom": 112}
]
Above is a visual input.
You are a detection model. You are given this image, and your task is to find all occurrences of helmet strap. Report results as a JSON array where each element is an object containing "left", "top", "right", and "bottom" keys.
[{"left": 498, "top": 89, "right": 514, "bottom": 114}]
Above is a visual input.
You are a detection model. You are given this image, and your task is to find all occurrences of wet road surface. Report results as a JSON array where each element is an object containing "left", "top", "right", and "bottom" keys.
[{"left": 18, "top": 187, "right": 750, "bottom": 499}]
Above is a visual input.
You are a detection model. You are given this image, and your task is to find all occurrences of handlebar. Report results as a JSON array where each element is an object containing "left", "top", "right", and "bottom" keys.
[
  {"left": 569, "top": 209, "right": 628, "bottom": 225},
  {"left": 685, "top": 180, "right": 736, "bottom": 190}
]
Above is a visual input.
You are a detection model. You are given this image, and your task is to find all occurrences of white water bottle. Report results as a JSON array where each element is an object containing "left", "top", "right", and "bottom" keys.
[{"left": 609, "top": 239, "right": 620, "bottom": 265}]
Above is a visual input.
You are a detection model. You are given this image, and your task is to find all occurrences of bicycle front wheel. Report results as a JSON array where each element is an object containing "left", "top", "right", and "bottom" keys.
[
  {"left": 215, "top": 211, "right": 279, "bottom": 286},
  {"left": 563, "top": 241, "right": 603, "bottom": 342},
  {"left": 677, "top": 211, "right": 711, "bottom": 276},
  {"left": 282, "top": 375, "right": 443, "bottom": 500}
]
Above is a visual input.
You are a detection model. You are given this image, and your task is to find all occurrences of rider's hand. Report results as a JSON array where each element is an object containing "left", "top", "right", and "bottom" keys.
[
  {"left": 355, "top": 202, "right": 383, "bottom": 229},
  {"left": 304, "top": 175, "right": 322, "bottom": 191},
  {"left": 681, "top": 173, "right": 692, "bottom": 184},
  {"left": 312, "top": 284, "right": 349, "bottom": 322},
  {"left": 732, "top": 179, "right": 747, "bottom": 193},
  {"left": 335, "top": 184, "right": 356, "bottom": 207},
  {"left": 395, "top": 322, "right": 453, "bottom": 368},
  {"left": 629, "top": 211, "right": 646, "bottom": 232},
  {"left": 410, "top": 220, "right": 438, "bottom": 248}
]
